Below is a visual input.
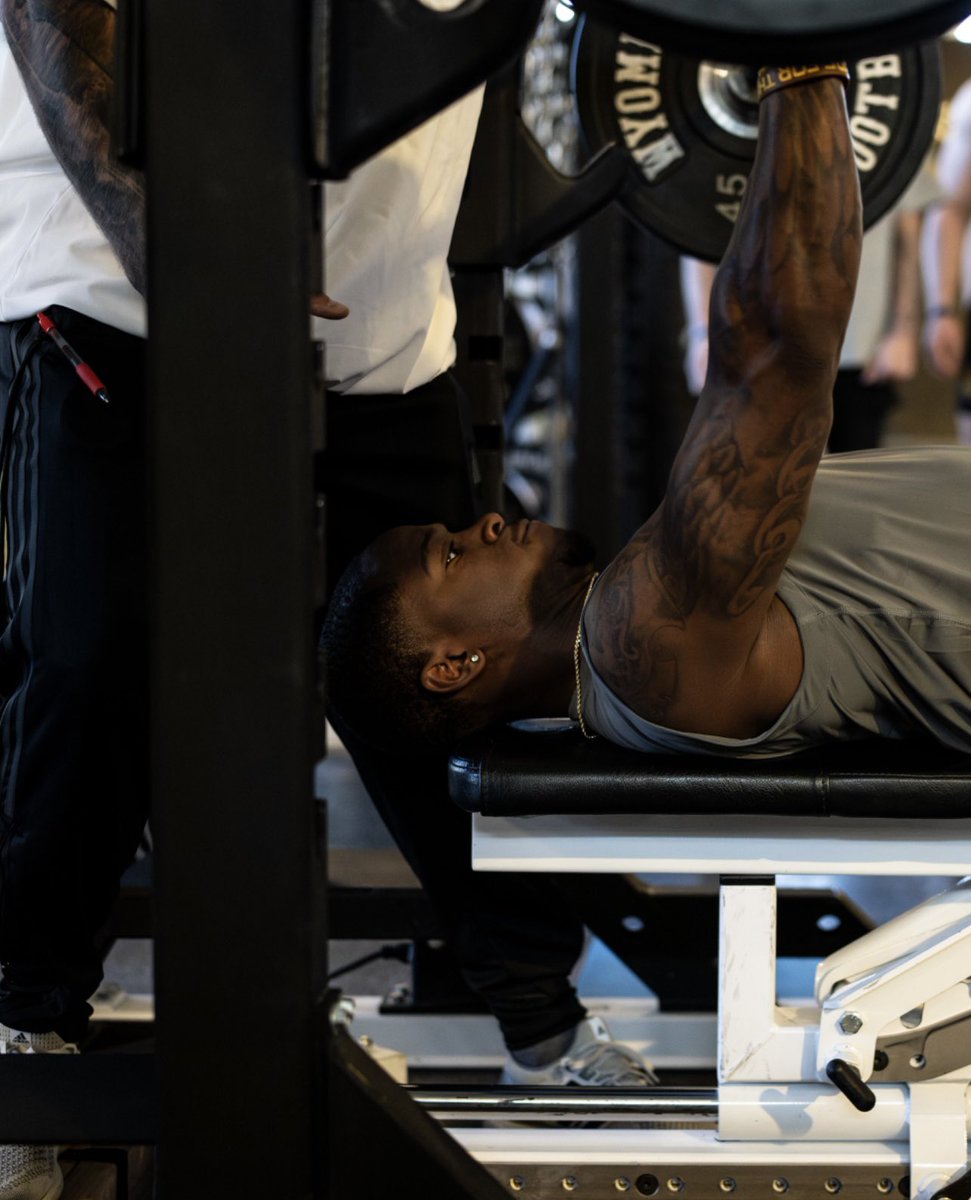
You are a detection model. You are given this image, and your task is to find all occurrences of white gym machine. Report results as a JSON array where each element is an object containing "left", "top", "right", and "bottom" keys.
[{"left": 422, "top": 728, "right": 971, "bottom": 1200}]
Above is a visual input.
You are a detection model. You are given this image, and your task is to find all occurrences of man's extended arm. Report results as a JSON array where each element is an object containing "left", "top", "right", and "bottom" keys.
[
  {"left": 590, "top": 76, "right": 861, "bottom": 737},
  {"left": 1, "top": 0, "right": 145, "bottom": 294}
]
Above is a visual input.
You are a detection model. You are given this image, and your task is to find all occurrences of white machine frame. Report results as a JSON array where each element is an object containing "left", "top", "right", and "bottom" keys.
[{"left": 445, "top": 810, "right": 971, "bottom": 1199}]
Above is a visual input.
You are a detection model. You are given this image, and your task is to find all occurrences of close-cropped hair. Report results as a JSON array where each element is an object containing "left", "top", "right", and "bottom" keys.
[{"left": 321, "top": 552, "right": 487, "bottom": 760}]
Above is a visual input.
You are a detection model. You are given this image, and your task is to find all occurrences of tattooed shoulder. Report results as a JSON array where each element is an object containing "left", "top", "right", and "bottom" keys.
[{"left": 586, "top": 522, "right": 691, "bottom": 724}]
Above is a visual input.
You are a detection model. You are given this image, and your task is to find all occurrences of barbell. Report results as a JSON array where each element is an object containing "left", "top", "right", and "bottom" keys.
[
  {"left": 571, "top": 17, "right": 942, "bottom": 262},
  {"left": 573, "top": 0, "right": 971, "bottom": 67}
]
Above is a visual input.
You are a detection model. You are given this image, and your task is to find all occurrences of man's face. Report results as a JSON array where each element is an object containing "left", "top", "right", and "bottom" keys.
[{"left": 368, "top": 513, "right": 594, "bottom": 655}]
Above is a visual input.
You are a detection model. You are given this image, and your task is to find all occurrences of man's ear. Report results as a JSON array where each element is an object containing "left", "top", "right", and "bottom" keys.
[{"left": 421, "top": 648, "right": 486, "bottom": 695}]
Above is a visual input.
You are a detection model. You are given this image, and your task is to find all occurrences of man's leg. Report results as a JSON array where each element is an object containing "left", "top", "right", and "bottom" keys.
[
  {"left": 329, "top": 710, "right": 588, "bottom": 1052},
  {"left": 0, "top": 307, "right": 149, "bottom": 1040}
]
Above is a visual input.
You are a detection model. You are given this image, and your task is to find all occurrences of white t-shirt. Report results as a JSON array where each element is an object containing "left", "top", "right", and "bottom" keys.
[
  {"left": 317, "top": 86, "right": 483, "bottom": 394},
  {"left": 0, "top": 13, "right": 145, "bottom": 336},
  {"left": 2, "top": 10, "right": 482, "bottom": 393}
]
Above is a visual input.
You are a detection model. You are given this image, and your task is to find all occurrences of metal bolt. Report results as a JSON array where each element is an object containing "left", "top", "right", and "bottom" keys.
[
  {"left": 358, "top": 1034, "right": 373, "bottom": 1049},
  {"left": 825, "top": 1179, "right": 842, "bottom": 1194},
  {"left": 719, "top": 1179, "right": 737, "bottom": 1193},
  {"left": 666, "top": 1179, "right": 685, "bottom": 1194},
  {"left": 876, "top": 1180, "right": 894, "bottom": 1195},
  {"left": 838, "top": 1012, "right": 863, "bottom": 1034},
  {"left": 772, "top": 1179, "right": 790, "bottom": 1194},
  {"left": 509, "top": 1178, "right": 526, "bottom": 1193},
  {"left": 615, "top": 1181, "right": 632, "bottom": 1194},
  {"left": 563, "top": 1178, "right": 578, "bottom": 1192},
  {"left": 909, "top": 1053, "right": 927, "bottom": 1070}
]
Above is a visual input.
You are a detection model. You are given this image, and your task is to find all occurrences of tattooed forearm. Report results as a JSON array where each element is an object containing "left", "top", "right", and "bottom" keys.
[
  {"left": 662, "top": 80, "right": 860, "bottom": 618},
  {"left": 2, "top": 0, "right": 145, "bottom": 294}
]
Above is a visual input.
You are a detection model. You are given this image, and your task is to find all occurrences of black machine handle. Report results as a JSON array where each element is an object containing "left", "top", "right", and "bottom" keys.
[
  {"left": 450, "top": 63, "right": 629, "bottom": 269},
  {"left": 826, "top": 1058, "right": 877, "bottom": 1112},
  {"left": 316, "top": 0, "right": 547, "bottom": 177}
]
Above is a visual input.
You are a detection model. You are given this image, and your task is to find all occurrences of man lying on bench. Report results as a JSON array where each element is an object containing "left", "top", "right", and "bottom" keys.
[{"left": 324, "top": 65, "right": 970, "bottom": 764}]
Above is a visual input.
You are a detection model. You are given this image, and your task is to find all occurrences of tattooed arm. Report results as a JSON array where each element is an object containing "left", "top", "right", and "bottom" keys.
[
  {"left": 1, "top": 0, "right": 145, "bottom": 294},
  {"left": 589, "top": 77, "right": 862, "bottom": 738}
]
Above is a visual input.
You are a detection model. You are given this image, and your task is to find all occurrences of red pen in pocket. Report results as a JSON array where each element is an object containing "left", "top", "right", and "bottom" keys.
[{"left": 36, "top": 311, "right": 111, "bottom": 405}]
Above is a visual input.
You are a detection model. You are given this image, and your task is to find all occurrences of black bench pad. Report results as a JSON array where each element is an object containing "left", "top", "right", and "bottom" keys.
[{"left": 448, "top": 723, "right": 971, "bottom": 819}]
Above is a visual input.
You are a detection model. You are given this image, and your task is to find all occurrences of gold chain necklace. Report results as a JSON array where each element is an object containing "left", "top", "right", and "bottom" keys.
[{"left": 573, "top": 572, "right": 600, "bottom": 740}]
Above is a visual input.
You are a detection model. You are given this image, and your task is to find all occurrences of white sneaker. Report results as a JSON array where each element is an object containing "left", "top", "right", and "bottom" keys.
[
  {"left": 0, "top": 1026, "right": 78, "bottom": 1200},
  {"left": 500, "top": 1016, "right": 658, "bottom": 1088},
  {"left": 0, "top": 1147, "right": 62, "bottom": 1200}
]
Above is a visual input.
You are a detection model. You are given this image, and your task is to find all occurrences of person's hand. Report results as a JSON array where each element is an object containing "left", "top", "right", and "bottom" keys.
[
  {"left": 923, "top": 312, "right": 965, "bottom": 379},
  {"left": 862, "top": 329, "right": 919, "bottom": 384},
  {"left": 311, "top": 292, "right": 350, "bottom": 320}
]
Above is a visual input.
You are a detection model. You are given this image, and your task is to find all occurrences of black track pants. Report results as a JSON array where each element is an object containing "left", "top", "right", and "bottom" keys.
[{"left": 0, "top": 308, "right": 149, "bottom": 1040}]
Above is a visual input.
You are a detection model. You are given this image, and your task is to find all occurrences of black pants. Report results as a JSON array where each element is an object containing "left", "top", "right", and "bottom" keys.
[
  {"left": 829, "top": 369, "right": 898, "bottom": 453},
  {"left": 325, "top": 375, "right": 587, "bottom": 1052},
  {"left": 0, "top": 308, "right": 149, "bottom": 1041}
]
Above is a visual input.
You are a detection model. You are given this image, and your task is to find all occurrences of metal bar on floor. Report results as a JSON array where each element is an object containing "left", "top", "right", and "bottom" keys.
[{"left": 410, "top": 1085, "right": 719, "bottom": 1123}]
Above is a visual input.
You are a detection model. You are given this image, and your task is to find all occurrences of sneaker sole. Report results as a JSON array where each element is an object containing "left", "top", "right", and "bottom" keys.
[{"left": 38, "top": 1163, "right": 63, "bottom": 1200}]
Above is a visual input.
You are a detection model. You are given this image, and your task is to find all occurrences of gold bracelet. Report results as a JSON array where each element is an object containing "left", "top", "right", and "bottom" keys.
[{"left": 757, "top": 63, "right": 851, "bottom": 101}]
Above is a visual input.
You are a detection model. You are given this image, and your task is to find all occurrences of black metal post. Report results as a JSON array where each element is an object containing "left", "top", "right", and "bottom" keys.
[
  {"left": 571, "top": 205, "right": 627, "bottom": 560},
  {"left": 144, "top": 0, "right": 326, "bottom": 1195}
]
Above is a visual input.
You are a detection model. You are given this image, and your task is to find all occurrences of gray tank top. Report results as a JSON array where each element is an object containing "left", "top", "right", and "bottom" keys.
[{"left": 578, "top": 447, "right": 971, "bottom": 758}]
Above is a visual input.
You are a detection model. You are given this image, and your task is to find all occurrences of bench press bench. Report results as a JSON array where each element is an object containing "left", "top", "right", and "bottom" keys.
[{"left": 445, "top": 722, "right": 971, "bottom": 1200}]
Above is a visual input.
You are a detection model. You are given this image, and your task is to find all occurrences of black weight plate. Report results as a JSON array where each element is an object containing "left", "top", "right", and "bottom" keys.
[
  {"left": 572, "top": 18, "right": 941, "bottom": 262},
  {"left": 573, "top": 0, "right": 971, "bottom": 68}
]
